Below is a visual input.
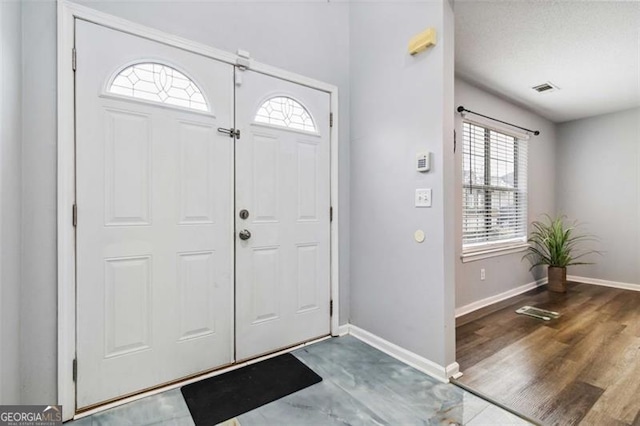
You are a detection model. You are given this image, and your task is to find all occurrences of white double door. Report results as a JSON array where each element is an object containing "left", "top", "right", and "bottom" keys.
[{"left": 76, "top": 20, "right": 330, "bottom": 408}]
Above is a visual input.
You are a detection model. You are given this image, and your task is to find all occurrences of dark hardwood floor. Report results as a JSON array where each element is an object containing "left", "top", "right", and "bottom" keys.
[{"left": 456, "top": 281, "right": 640, "bottom": 426}]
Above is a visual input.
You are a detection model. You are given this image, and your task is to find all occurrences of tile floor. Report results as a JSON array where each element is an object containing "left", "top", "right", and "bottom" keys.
[{"left": 69, "top": 336, "right": 531, "bottom": 425}]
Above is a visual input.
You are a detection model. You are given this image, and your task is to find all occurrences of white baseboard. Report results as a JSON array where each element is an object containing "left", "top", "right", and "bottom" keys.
[
  {"left": 347, "top": 325, "right": 451, "bottom": 383},
  {"left": 455, "top": 278, "right": 547, "bottom": 318},
  {"left": 335, "top": 324, "right": 350, "bottom": 336},
  {"left": 568, "top": 275, "right": 640, "bottom": 292}
]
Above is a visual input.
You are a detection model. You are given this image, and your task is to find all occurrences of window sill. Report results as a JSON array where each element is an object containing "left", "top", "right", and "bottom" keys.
[{"left": 461, "top": 243, "right": 529, "bottom": 263}]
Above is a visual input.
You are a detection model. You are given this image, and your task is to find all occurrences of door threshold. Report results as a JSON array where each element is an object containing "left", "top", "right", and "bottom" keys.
[{"left": 73, "top": 334, "right": 332, "bottom": 420}]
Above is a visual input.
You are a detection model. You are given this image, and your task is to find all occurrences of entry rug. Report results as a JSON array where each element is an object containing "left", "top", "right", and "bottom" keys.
[
  {"left": 516, "top": 305, "right": 561, "bottom": 321},
  {"left": 181, "top": 353, "right": 322, "bottom": 425}
]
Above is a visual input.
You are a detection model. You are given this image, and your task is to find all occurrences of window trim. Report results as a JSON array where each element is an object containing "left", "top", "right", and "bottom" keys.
[
  {"left": 99, "top": 93, "right": 216, "bottom": 118},
  {"left": 250, "top": 121, "right": 322, "bottom": 138},
  {"left": 461, "top": 240, "right": 529, "bottom": 263},
  {"left": 461, "top": 119, "right": 529, "bottom": 256}
]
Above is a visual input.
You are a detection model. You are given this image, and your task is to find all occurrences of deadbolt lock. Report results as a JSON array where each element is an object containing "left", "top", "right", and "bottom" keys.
[{"left": 239, "top": 209, "right": 249, "bottom": 219}]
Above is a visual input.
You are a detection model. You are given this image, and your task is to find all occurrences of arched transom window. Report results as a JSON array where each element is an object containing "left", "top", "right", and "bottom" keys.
[
  {"left": 255, "top": 96, "right": 316, "bottom": 132},
  {"left": 109, "top": 63, "right": 208, "bottom": 112}
]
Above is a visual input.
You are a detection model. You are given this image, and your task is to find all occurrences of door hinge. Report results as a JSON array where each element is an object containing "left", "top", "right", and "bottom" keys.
[
  {"left": 217, "top": 127, "right": 241, "bottom": 139},
  {"left": 330, "top": 206, "right": 333, "bottom": 222},
  {"left": 72, "top": 47, "right": 77, "bottom": 72},
  {"left": 72, "top": 204, "right": 77, "bottom": 227},
  {"left": 329, "top": 112, "right": 334, "bottom": 128},
  {"left": 72, "top": 358, "right": 77, "bottom": 382},
  {"left": 330, "top": 300, "right": 333, "bottom": 317}
]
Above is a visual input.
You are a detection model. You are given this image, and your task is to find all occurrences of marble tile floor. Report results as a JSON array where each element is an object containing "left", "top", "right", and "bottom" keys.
[{"left": 68, "top": 336, "right": 531, "bottom": 426}]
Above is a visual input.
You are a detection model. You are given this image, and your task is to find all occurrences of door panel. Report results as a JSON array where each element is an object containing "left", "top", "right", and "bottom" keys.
[
  {"left": 235, "top": 71, "right": 331, "bottom": 360},
  {"left": 75, "top": 20, "right": 234, "bottom": 408}
]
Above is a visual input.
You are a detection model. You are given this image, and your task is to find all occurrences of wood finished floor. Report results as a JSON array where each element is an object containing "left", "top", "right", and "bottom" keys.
[{"left": 456, "top": 281, "right": 640, "bottom": 426}]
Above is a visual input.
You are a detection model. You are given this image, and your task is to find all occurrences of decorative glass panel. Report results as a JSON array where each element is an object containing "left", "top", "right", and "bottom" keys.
[
  {"left": 109, "top": 63, "right": 208, "bottom": 112},
  {"left": 255, "top": 97, "right": 316, "bottom": 132}
]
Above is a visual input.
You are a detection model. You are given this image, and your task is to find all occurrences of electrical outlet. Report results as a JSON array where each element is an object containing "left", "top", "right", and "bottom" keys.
[{"left": 480, "top": 268, "right": 486, "bottom": 281}]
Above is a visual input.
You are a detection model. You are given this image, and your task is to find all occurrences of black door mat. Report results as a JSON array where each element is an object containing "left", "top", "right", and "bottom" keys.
[{"left": 180, "top": 353, "right": 322, "bottom": 425}]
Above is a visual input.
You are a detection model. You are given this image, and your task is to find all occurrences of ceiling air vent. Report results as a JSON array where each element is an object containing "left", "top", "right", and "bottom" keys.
[{"left": 532, "top": 82, "right": 559, "bottom": 93}]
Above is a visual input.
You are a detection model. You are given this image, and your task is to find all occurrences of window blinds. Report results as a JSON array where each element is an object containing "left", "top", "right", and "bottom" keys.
[{"left": 462, "top": 121, "right": 528, "bottom": 249}]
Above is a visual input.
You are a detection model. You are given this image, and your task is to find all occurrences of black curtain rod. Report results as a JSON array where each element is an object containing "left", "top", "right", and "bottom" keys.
[{"left": 457, "top": 106, "right": 540, "bottom": 136}]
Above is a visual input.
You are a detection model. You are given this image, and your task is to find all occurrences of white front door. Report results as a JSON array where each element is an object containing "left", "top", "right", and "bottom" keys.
[
  {"left": 235, "top": 71, "right": 332, "bottom": 360},
  {"left": 75, "top": 20, "right": 234, "bottom": 408},
  {"left": 75, "top": 19, "right": 332, "bottom": 408}
]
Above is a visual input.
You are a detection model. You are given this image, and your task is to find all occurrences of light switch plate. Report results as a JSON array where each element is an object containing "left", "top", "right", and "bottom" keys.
[{"left": 415, "top": 188, "right": 432, "bottom": 207}]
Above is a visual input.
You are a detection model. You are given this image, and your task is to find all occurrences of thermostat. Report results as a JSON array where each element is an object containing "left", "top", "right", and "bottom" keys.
[{"left": 416, "top": 152, "right": 431, "bottom": 172}]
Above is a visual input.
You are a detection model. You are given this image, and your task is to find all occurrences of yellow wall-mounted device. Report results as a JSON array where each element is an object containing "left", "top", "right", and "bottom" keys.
[{"left": 408, "top": 28, "right": 437, "bottom": 56}]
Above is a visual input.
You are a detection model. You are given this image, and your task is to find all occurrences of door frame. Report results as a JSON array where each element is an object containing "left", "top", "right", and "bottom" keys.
[{"left": 57, "top": 1, "right": 340, "bottom": 420}]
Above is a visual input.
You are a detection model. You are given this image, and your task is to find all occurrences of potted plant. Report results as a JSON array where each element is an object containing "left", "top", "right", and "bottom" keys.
[{"left": 524, "top": 215, "right": 597, "bottom": 293}]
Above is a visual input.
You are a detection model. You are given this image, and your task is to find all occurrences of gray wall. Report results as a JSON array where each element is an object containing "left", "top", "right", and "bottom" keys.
[
  {"left": 454, "top": 78, "right": 557, "bottom": 310},
  {"left": 18, "top": 0, "right": 351, "bottom": 404},
  {"left": 20, "top": 1, "right": 58, "bottom": 404},
  {"left": 0, "top": 0, "right": 22, "bottom": 405},
  {"left": 556, "top": 107, "right": 640, "bottom": 285},
  {"left": 349, "top": 1, "right": 456, "bottom": 367}
]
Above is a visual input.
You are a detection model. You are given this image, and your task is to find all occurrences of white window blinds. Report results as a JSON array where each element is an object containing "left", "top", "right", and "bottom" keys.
[{"left": 462, "top": 121, "right": 528, "bottom": 250}]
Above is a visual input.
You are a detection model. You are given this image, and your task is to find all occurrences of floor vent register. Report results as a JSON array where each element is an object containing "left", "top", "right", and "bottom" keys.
[{"left": 515, "top": 306, "right": 561, "bottom": 321}]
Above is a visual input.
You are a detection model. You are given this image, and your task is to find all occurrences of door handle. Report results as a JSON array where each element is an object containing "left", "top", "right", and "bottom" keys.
[{"left": 238, "top": 229, "right": 252, "bottom": 240}]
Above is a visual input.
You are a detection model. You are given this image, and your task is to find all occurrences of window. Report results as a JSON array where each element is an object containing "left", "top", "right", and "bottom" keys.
[
  {"left": 462, "top": 122, "right": 528, "bottom": 253},
  {"left": 255, "top": 96, "right": 316, "bottom": 132},
  {"left": 109, "top": 63, "right": 208, "bottom": 112}
]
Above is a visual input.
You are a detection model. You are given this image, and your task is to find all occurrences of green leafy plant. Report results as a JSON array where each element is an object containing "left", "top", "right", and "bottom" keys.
[{"left": 524, "top": 214, "right": 598, "bottom": 269}]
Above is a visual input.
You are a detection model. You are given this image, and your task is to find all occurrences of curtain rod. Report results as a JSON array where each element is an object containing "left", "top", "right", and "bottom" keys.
[{"left": 457, "top": 106, "right": 540, "bottom": 136}]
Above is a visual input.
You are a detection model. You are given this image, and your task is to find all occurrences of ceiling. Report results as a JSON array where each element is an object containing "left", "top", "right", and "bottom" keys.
[{"left": 455, "top": 1, "right": 640, "bottom": 123}]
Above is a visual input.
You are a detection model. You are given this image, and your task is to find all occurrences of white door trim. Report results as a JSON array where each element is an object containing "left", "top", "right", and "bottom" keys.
[{"left": 57, "top": 1, "right": 340, "bottom": 420}]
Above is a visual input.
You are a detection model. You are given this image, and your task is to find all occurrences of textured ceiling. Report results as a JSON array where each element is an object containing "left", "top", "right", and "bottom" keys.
[{"left": 455, "top": 1, "right": 640, "bottom": 123}]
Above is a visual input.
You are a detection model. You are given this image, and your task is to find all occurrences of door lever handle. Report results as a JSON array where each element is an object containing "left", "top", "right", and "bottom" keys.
[{"left": 238, "top": 229, "right": 251, "bottom": 240}]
